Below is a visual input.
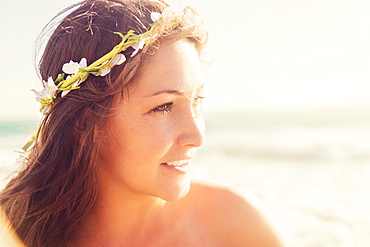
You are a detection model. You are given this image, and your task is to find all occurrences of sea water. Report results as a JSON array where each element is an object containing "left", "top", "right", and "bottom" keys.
[{"left": 1, "top": 108, "right": 370, "bottom": 247}]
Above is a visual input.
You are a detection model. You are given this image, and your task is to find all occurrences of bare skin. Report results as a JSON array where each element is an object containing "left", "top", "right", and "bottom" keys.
[
  {"left": 70, "top": 40, "right": 286, "bottom": 247},
  {"left": 71, "top": 181, "right": 285, "bottom": 247}
]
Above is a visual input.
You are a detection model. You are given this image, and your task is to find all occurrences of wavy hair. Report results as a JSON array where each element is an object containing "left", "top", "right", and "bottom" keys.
[{"left": 0, "top": 0, "right": 207, "bottom": 246}]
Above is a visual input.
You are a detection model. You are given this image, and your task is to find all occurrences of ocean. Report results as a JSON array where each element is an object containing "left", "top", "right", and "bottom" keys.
[{"left": 1, "top": 107, "right": 370, "bottom": 247}]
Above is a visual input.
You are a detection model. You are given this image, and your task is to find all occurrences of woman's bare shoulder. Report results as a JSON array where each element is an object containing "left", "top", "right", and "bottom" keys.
[{"left": 185, "top": 181, "right": 287, "bottom": 247}]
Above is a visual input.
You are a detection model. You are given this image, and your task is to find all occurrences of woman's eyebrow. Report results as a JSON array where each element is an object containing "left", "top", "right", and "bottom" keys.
[
  {"left": 145, "top": 89, "right": 186, "bottom": 97},
  {"left": 145, "top": 84, "right": 204, "bottom": 97}
]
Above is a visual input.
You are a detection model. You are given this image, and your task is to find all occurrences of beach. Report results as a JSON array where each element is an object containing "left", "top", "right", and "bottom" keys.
[{"left": 1, "top": 107, "right": 370, "bottom": 246}]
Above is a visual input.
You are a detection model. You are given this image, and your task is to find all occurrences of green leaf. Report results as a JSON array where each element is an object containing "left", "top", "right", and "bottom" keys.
[
  {"left": 90, "top": 71, "right": 101, "bottom": 76},
  {"left": 55, "top": 73, "right": 65, "bottom": 84},
  {"left": 22, "top": 133, "right": 37, "bottom": 151},
  {"left": 79, "top": 72, "right": 89, "bottom": 82}
]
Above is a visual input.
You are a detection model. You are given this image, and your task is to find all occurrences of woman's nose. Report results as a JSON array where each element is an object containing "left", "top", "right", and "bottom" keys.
[{"left": 177, "top": 113, "right": 206, "bottom": 148}]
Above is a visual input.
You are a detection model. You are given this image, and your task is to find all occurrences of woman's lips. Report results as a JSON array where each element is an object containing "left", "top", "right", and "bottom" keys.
[{"left": 161, "top": 160, "right": 191, "bottom": 173}]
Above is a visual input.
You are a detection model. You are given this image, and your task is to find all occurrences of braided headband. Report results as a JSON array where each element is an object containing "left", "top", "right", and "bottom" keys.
[{"left": 23, "top": 6, "right": 198, "bottom": 151}]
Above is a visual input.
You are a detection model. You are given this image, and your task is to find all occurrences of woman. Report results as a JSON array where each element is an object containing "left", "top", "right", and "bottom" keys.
[{"left": 1, "top": 0, "right": 286, "bottom": 246}]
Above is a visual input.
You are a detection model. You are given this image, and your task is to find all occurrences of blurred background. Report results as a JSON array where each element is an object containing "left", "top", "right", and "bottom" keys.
[{"left": 1, "top": 0, "right": 370, "bottom": 246}]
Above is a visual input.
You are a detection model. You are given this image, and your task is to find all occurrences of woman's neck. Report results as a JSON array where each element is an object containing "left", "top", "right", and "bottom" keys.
[{"left": 73, "top": 184, "right": 174, "bottom": 245}]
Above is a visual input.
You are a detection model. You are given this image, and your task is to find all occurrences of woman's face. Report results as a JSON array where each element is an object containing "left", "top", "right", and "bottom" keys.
[{"left": 98, "top": 40, "right": 206, "bottom": 201}]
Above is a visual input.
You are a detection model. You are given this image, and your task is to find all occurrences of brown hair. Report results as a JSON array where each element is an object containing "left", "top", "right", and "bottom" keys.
[{"left": 0, "top": 0, "right": 207, "bottom": 246}]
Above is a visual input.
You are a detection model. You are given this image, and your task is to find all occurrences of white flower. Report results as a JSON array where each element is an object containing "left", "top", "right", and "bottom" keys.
[
  {"left": 99, "top": 53, "right": 126, "bottom": 76},
  {"left": 131, "top": 37, "right": 149, "bottom": 57},
  {"left": 31, "top": 77, "right": 58, "bottom": 102},
  {"left": 151, "top": 12, "right": 162, "bottom": 22},
  {"left": 62, "top": 58, "right": 87, "bottom": 75},
  {"left": 160, "top": 6, "right": 197, "bottom": 29},
  {"left": 161, "top": 6, "right": 185, "bottom": 23},
  {"left": 43, "top": 76, "right": 58, "bottom": 94},
  {"left": 181, "top": 11, "right": 198, "bottom": 29}
]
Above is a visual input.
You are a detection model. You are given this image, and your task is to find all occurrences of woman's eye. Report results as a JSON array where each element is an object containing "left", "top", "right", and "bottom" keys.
[
  {"left": 194, "top": 96, "right": 205, "bottom": 104},
  {"left": 193, "top": 96, "right": 205, "bottom": 117},
  {"left": 151, "top": 102, "right": 174, "bottom": 114}
]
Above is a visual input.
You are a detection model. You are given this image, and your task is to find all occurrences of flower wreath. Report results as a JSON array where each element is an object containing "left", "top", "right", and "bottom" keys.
[{"left": 23, "top": 6, "right": 199, "bottom": 151}]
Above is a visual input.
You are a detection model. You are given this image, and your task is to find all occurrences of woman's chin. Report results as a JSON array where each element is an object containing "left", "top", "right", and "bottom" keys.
[{"left": 158, "top": 178, "right": 191, "bottom": 202}]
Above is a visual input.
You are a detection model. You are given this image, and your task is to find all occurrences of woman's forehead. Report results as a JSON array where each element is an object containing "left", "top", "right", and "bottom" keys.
[{"left": 128, "top": 40, "right": 204, "bottom": 95}]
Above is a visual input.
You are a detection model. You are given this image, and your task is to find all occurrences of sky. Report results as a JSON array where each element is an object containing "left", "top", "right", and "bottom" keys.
[{"left": 1, "top": 0, "right": 370, "bottom": 120}]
